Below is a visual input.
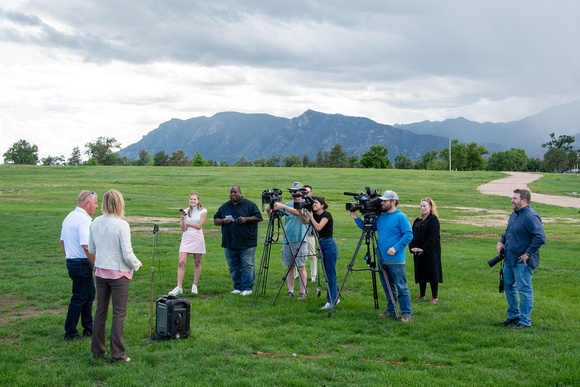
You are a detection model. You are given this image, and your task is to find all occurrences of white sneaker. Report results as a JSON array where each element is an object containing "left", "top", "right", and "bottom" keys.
[
  {"left": 191, "top": 284, "right": 198, "bottom": 294},
  {"left": 321, "top": 302, "right": 332, "bottom": 310},
  {"left": 231, "top": 289, "right": 242, "bottom": 294},
  {"left": 311, "top": 276, "right": 316, "bottom": 282},
  {"left": 240, "top": 290, "right": 253, "bottom": 296},
  {"left": 168, "top": 287, "right": 183, "bottom": 297}
]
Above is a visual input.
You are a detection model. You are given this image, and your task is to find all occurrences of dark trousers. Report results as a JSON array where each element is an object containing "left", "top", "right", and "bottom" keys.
[
  {"left": 419, "top": 282, "right": 439, "bottom": 298},
  {"left": 91, "top": 276, "right": 130, "bottom": 362},
  {"left": 65, "top": 259, "right": 95, "bottom": 338}
]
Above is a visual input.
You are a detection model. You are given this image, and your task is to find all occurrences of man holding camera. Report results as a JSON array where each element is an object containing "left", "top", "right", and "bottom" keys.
[
  {"left": 60, "top": 190, "right": 98, "bottom": 341},
  {"left": 268, "top": 182, "right": 310, "bottom": 299},
  {"left": 214, "top": 185, "right": 263, "bottom": 296},
  {"left": 497, "top": 188, "right": 546, "bottom": 329},
  {"left": 350, "top": 190, "right": 413, "bottom": 322}
]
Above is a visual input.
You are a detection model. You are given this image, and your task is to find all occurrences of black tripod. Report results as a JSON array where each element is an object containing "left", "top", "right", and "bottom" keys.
[
  {"left": 328, "top": 217, "right": 399, "bottom": 319},
  {"left": 145, "top": 224, "right": 159, "bottom": 343},
  {"left": 252, "top": 210, "right": 312, "bottom": 306}
]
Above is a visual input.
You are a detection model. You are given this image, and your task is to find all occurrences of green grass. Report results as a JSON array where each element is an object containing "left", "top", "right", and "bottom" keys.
[{"left": 0, "top": 166, "right": 579, "bottom": 386}]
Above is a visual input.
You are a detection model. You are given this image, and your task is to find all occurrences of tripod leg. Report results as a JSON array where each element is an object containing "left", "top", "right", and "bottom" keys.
[
  {"left": 329, "top": 231, "right": 366, "bottom": 317},
  {"left": 379, "top": 263, "right": 400, "bottom": 320},
  {"left": 253, "top": 216, "right": 276, "bottom": 306}
]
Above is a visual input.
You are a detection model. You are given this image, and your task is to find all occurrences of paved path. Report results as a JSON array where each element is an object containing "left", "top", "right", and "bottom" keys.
[{"left": 477, "top": 171, "right": 580, "bottom": 208}]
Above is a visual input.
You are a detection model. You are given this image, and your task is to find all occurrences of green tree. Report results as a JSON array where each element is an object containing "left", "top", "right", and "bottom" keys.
[
  {"left": 394, "top": 153, "right": 413, "bottom": 169},
  {"left": 315, "top": 149, "right": 329, "bottom": 168},
  {"left": 41, "top": 155, "right": 65, "bottom": 166},
  {"left": 302, "top": 154, "right": 310, "bottom": 168},
  {"left": 283, "top": 154, "right": 302, "bottom": 167},
  {"left": 543, "top": 148, "right": 568, "bottom": 173},
  {"left": 439, "top": 140, "right": 488, "bottom": 171},
  {"left": 234, "top": 156, "right": 251, "bottom": 167},
  {"left": 168, "top": 150, "right": 189, "bottom": 166},
  {"left": 252, "top": 157, "right": 267, "bottom": 167},
  {"left": 266, "top": 156, "right": 280, "bottom": 167},
  {"left": 542, "top": 133, "right": 576, "bottom": 151},
  {"left": 67, "top": 147, "right": 83, "bottom": 166},
  {"left": 3, "top": 139, "right": 39, "bottom": 164},
  {"left": 191, "top": 151, "right": 205, "bottom": 166},
  {"left": 487, "top": 148, "right": 529, "bottom": 171},
  {"left": 418, "top": 149, "right": 438, "bottom": 170},
  {"left": 153, "top": 150, "right": 169, "bottom": 166},
  {"left": 347, "top": 155, "right": 360, "bottom": 168},
  {"left": 137, "top": 149, "right": 152, "bottom": 166},
  {"left": 527, "top": 157, "right": 542, "bottom": 172},
  {"left": 84, "top": 137, "right": 121, "bottom": 165},
  {"left": 328, "top": 144, "right": 348, "bottom": 168},
  {"left": 360, "top": 145, "right": 390, "bottom": 169}
]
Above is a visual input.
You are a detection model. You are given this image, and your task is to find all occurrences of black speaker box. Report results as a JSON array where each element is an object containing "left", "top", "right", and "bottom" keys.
[{"left": 155, "top": 295, "right": 190, "bottom": 339}]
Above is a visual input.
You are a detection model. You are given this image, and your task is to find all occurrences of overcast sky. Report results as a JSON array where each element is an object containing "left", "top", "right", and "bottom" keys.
[{"left": 1, "top": 0, "right": 579, "bottom": 160}]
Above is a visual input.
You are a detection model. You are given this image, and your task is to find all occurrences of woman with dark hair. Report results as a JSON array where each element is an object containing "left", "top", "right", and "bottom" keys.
[
  {"left": 89, "top": 189, "right": 142, "bottom": 363},
  {"left": 169, "top": 192, "right": 207, "bottom": 296},
  {"left": 304, "top": 197, "right": 339, "bottom": 310},
  {"left": 409, "top": 197, "right": 442, "bottom": 304}
]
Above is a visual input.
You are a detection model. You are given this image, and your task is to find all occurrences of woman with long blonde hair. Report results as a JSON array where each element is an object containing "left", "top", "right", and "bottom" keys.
[
  {"left": 89, "top": 189, "right": 142, "bottom": 363},
  {"left": 169, "top": 192, "right": 207, "bottom": 296}
]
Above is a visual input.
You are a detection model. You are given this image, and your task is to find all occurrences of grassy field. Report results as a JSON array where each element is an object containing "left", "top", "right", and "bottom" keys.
[{"left": 0, "top": 165, "right": 579, "bottom": 386}]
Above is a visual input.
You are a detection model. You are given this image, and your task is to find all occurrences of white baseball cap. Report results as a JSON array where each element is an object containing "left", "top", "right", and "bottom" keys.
[{"left": 379, "top": 190, "right": 399, "bottom": 201}]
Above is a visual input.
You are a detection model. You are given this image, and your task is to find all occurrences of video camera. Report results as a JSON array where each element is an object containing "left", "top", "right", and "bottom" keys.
[
  {"left": 262, "top": 188, "right": 282, "bottom": 210},
  {"left": 292, "top": 191, "right": 316, "bottom": 212},
  {"left": 344, "top": 187, "right": 385, "bottom": 217}
]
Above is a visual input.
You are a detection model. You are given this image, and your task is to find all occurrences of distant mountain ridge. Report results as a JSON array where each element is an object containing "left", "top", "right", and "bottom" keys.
[
  {"left": 120, "top": 110, "right": 450, "bottom": 163},
  {"left": 119, "top": 100, "right": 580, "bottom": 163},
  {"left": 395, "top": 99, "right": 580, "bottom": 158}
]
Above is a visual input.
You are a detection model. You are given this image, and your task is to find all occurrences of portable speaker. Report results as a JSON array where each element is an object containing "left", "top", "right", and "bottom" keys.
[{"left": 155, "top": 295, "right": 190, "bottom": 339}]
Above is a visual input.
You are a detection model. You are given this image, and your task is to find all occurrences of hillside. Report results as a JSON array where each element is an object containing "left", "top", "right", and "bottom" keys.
[{"left": 120, "top": 110, "right": 450, "bottom": 163}]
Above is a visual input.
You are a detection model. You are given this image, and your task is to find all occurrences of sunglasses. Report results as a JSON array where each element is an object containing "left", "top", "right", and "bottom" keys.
[{"left": 80, "top": 190, "right": 95, "bottom": 202}]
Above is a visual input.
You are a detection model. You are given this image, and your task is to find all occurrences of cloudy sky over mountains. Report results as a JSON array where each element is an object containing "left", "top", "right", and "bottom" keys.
[{"left": 1, "top": 1, "right": 579, "bottom": 159}]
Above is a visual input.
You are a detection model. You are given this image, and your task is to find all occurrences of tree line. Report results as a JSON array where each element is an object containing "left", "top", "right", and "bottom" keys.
[{"left": 3, "top": 133, "right": 578, "bottom": 173}]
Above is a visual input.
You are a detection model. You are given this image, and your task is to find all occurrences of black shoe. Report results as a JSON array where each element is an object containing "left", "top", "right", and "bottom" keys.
[
  {"left": 65, "top": 334, "right": 85, "bottom": 341},
  {"left": 500, "top": 317, "right": 520, "bottom": 326},
  {"left": 83, "top": 331, "right": 92, "bottom": 338},
  {"left": 509, "top": 323, "right": 531, "bottom": 330}
]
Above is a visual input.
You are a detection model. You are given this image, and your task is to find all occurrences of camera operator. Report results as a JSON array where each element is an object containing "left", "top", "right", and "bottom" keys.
[
  {"left": 304, "top": 197, "right": 339, "bottom": 310},
  {"left": 304, "top": 185, "right": 317, "bottom": 283},
  {"left": 349, "top": 190, "right": 413, "bottom": 322},
  {"left": 496, "top": 189, "right": 546, "bottom": 329},
  {"left": 266, "top": 182, "right": 310, "bottom": 299}
]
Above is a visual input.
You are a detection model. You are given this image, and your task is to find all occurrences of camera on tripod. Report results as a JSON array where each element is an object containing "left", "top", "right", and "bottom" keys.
[
  {"left": 292, "top": 192, "right": 315, "bottom": 211},
  {"left": 262, "top": 188, "right": 282, "bottom": 210},
  {"left": 487, "top": 250, "right": 505, "bottom": 267},
  {"left": 344, "top": 187, "right": 385, "bottom": 216}
]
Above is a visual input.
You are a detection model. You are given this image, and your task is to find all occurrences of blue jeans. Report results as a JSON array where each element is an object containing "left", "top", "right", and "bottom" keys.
[
  {"left": 378, "top": 261, "right": 412, "bottom": 317},
  {"left": 319, "top": 238, "right": 338, "bottom": 304},
  {"left": 224, "top": 247, "right": 256, "bottom": 291},
  {"left": 503, "top": 263, "right": 535, "bottom": 326},
  {"left": 65, "top": 259, "right": 95, "bottom": 338}
]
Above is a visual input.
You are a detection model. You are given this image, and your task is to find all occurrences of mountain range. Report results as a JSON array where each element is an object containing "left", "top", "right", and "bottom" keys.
[{"left": 119, "top": 99, "right": 580, "bottom": 163}]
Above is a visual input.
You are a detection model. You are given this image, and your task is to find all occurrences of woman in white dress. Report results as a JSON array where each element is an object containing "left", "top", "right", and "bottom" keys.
[{"left": 169, "top": 192, "right": 207, "bottom": 296}]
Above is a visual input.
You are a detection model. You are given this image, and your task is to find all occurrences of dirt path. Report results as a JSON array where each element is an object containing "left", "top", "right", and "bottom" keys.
[{"left": 477, "top": 172, "right": 580, "bottom": 208}]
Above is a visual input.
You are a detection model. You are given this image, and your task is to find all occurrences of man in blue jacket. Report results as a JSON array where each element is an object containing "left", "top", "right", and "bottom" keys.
[
  {"left": 497, "top": 188, "right": 546, "bottom": 329},
  {"left": 350, "top": 190, "right": 413, "bottom": 322}
]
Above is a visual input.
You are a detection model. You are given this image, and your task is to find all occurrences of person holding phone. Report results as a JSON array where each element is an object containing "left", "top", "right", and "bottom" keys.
[
  {"left": 214, "top": 185, "right": 263, "bottom": 296},
  {"left": 169, "top": 192, "right": 207, "bottom": 296}
]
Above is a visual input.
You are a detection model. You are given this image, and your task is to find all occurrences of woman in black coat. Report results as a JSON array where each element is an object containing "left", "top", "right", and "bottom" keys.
[{"left": 409, "top": 197, "right": 442, "bottom": 303}]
